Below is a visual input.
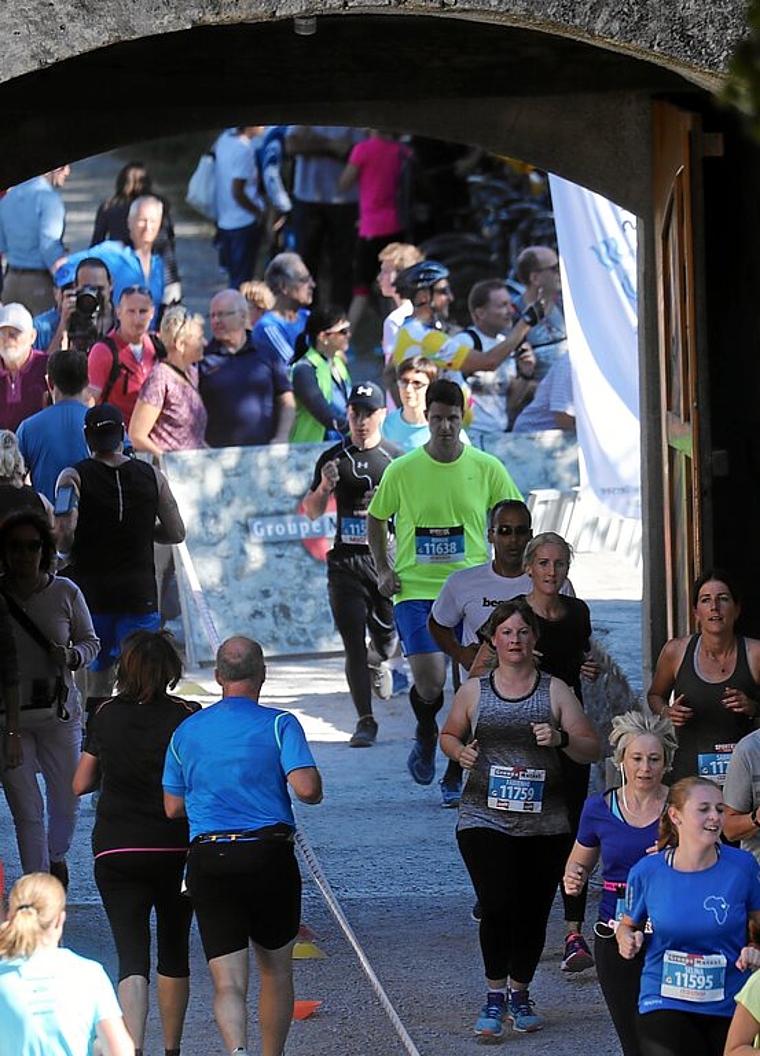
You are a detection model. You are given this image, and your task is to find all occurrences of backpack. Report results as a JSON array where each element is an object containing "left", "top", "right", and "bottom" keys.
[
  {"left": 99, "top": 334, "right": 165, "bottom": 404},
  {"left": 462, "top": 327, "right": 483, "bottom": 351},
  {"left": 186, "top": 149, "right": 217, "bottom": 221}
]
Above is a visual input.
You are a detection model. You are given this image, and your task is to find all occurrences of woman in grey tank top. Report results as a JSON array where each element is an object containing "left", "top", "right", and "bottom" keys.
[{"left": 440, "top": 597, "right": 600, "bottom": 1041}]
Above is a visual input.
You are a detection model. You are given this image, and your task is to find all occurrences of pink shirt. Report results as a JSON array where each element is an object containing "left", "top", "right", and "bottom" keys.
[
  {"left": 137, "top": 361, "right": 207, "bottom": 451},
  {"left": 88, "top": 332, "right": 157, "bottom": 428},
  {"left": 348, "top": 137, "right": 408, "bottom": 238}
]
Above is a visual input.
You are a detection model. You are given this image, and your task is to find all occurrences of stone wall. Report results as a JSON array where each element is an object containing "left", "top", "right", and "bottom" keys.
[{"left": 1, "top": 0, "right": 745, "bottom": 87}]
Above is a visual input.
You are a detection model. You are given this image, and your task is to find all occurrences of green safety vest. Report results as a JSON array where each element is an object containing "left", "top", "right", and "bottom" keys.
[{"left": 290, "top": 347, "right": 352, "bottom": 443}]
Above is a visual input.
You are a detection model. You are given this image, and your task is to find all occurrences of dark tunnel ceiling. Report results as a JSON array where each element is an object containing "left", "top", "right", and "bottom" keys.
[{"left": 2, "top": 15, "right": 698, "bottom": 182}]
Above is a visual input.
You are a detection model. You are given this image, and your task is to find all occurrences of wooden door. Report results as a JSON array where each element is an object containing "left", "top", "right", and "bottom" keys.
[{"left": 652, "top": 102, "right": 713, "bottom": 638}]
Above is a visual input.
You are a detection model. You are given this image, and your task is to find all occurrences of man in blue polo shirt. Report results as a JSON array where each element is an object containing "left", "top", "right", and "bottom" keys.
[
  {"left": 163, "top": 636, "right": 323, "bottom": 1056},
  {"left": 200, "top": 288, "right": 295, "bottom": 447}
]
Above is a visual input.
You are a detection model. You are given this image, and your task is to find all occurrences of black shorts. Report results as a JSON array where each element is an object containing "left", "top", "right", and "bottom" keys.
[{"left": 186, "top": 838, "right": 301, "bottom": 959}]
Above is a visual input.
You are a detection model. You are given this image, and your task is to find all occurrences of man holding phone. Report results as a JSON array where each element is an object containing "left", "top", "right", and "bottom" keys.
[{"left": 54, "top": 404, "right": 185, "bottom": 709}]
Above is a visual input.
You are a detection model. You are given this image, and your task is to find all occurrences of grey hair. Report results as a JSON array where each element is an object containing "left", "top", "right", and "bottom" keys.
[
  {"left": 216, "top": 637, "right": 265, "bottom": 684},
  {"left": 264, "top": 252, "right": 307, "bottom": 294},
  {"left": 609, "top": 709, "right": 678, "bottom": 770},
  {"left": 0, "top": 430, "right": 26, "bottom": 484},
  {"left": 523, "top": 531, "right": 573, "bottom": 572},
  {"left": 127, "top": 194, "right": 163, "bottom": 221}
]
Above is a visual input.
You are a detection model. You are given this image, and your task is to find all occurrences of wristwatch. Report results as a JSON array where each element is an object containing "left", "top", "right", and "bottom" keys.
[
  {"left": 557, "top": 729, "right": 570, "bottom": 749},
  {"left": 750, "top": 807, "right": 760, "bottom": 828}
]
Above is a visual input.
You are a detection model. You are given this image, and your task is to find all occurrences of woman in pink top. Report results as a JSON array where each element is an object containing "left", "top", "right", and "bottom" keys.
[
  {"left": 129, "top": 306, "right": 207, "bottom": 456},
  {"left": 340, "top": 131, "right": 411, "bottom": 329}
]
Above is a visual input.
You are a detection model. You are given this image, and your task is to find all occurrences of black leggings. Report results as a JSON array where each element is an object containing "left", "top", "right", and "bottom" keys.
[
  {"left": 327, "top": 552, "right": 397, "bottom": 719},
  {"left": 637, "top": 1009, "right": 730, "bottom": 1056},
  {"left": 457, "top": 827, "right": 566, "bottom": 983},
  {"left": 594, "top": 928, "right": 644, "bottom": 1056},
  {"left": 559, "top": 751, "right": 590, "bottom": 923},
  {"left": 95, "top": 849, "right": 192, "bottom": 982}
]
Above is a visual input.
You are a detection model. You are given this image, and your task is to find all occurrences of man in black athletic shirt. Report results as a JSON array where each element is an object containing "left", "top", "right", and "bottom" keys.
[{"left": 302, "top": 381, "right": 401, "bottom": 747}]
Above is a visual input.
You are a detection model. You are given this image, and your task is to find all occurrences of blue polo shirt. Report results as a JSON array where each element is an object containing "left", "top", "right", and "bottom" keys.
[
  {"left": 162, "top": 696, "right": 316, "bottom": 841},
  {"left": 198, "top": 332, "right": 292, "bottom": 447}
]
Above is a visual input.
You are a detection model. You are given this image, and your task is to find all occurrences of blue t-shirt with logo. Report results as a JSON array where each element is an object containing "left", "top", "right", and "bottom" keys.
[{"left": 626, "top": 845, "right": 760, "bottom": 1017}]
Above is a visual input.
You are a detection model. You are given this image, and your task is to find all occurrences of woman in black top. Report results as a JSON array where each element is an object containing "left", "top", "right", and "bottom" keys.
[
  {"left": 523, "top": 531, "right": 600, "bottom": 974},
  {"left": 647, "top": 569, "right": 760, "bottom": 785},
  {"left": 73, "top": 630, "right": 199, "bottom": 1056}
]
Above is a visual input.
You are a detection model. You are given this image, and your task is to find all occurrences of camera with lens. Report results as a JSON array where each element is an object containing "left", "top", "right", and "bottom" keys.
[{"left": 68, "top": 284, "right": 106, "bottom": 353}]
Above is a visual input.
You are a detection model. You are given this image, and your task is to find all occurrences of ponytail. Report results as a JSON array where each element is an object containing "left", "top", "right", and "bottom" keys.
[{"left": 0, "top": 873, "right": 65, "bottom": 961}]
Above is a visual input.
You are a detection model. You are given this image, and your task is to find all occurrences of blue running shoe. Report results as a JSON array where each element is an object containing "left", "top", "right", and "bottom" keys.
[
  {"left": 439, "top": 777, "right": 461, "bottom": 808},
  {"left": 407, "top": 735, "right": 436, "bottom": 785},
  {"left": 474, "top": 999, "right": 506, "bottom": 1039},
  {"left": 507, "top": 988, "right": 542, "bottom": 1032}
]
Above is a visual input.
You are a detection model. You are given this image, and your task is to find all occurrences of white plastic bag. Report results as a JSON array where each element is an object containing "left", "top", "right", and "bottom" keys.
[{"left": 186, "top": 152, "right": 217, "bottom": 221}]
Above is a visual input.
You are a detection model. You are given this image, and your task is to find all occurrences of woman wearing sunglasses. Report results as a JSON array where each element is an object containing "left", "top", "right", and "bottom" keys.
[
  {"left": 0, "top": 510, "right": 99, "bottom": 883},
  {"left": 289, "top": 305, "right": 352, "bottom": 443}
]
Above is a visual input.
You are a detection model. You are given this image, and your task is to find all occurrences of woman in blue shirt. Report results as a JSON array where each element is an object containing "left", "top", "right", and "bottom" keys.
[
  {"left": 563, "top": 710, "right": 677, "bottom": 1056},
  {"left": 617, "top": 776, "right": 760, "bottom": 1056}
]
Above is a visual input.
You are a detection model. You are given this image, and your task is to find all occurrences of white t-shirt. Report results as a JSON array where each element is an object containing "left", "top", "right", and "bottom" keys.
[
  {"left": 432, "top": 561, "right": 574, "bottom": 646},
  {"left": 214, "top": 129, "right": 262, "bottom": 231},
  {"left": 461, "top": 327, "right": 516, "bottom": 436}
]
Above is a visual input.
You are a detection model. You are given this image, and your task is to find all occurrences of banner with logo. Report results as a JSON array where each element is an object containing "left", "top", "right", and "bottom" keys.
[{"left": 548, "top": 175, "right": 641, "bottom": 520}]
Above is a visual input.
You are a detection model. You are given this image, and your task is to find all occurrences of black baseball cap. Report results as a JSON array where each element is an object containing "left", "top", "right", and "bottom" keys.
[
  {"left": 84, "top": 403, "right": 124, "bottom": 432},
  {"left": 347, "top": 381, "right": 384, "bottom": 412}
]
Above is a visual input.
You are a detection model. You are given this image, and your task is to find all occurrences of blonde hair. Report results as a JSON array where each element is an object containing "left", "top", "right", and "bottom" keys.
[
  {"left": 609, "top": 709, "right": 678, "bottom": 770},
  {"left": 0, "top": 430, "right": 26, "bottom": 485},
  {"left": 159, "top": 306, "right": 204, "bottom": 349},
  {"left": 377, "top": 242, "right": 424, "bottom": 272},
  {"left": 239, "top": 280, "right": 275, "bottom": 312},
  {"left": 0, "top": 873, "right": 65, "bottom": 960},
  {"left": 523, "top": 531, "right": 572, "bottom": 573},
  {"left": 657, "top": 776, "right": 722, "bottom": 851}
]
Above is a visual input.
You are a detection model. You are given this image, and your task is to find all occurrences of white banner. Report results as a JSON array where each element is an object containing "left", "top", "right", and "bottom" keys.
[{"left": 548, "top": 175, "right": 641, "bottom": 520}]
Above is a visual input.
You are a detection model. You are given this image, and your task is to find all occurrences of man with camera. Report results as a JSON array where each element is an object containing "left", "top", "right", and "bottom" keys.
[{"left": 33, "top": 257, "right": 115, "bottom": 356}]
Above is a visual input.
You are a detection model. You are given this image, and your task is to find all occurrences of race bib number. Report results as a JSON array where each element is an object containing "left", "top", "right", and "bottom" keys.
[
  {"left": 340, "top": 516, "right": 367, "bottom": 546},
  {"left": 487, "top": 765, "right": 545, "bottom": 813},
  {"left": 415, "top": 526, "right": 465, "bottom": 564},
  {"left": 697, "top": 744, "right": 736, "bottom": 787},
  {"left": 660, "top": 951, "right": 726, "bottom": 1002}
]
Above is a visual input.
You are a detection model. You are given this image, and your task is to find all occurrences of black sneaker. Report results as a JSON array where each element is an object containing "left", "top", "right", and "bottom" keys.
[
  {"left": 349, "top": 716, "right": 378, "bottom": 747},
  {"left": 50, "top": 859, "right": 69, "bottom": 891}
]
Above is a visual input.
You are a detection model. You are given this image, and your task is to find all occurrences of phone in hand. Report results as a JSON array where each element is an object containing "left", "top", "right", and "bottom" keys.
[{"left": 54, "top": 485, "right": 78, "bottom": 515}]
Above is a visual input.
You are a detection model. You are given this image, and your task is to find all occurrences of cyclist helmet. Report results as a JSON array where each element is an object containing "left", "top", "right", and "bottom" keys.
[{"left": 394, "top": 260, "right": 450, "bottom": 298}]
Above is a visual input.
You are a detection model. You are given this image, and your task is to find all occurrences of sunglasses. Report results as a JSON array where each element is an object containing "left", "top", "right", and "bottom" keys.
[
  {"left": 120, "top": 285, "right": 152, "bottom": 299},
  {"left": 493, "top": 525, "right": 531, "bottom": 537},
  {"left": 398, "top": 379, "right": 428, "bottom": 390}
]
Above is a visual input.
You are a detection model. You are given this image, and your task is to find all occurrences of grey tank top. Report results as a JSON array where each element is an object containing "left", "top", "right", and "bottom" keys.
[{"left": 458, "top": 671, "right": 570, "bottom": 837}]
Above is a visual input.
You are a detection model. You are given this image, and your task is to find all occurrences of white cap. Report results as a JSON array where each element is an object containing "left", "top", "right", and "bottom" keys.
[{"left": 0, "top": 303, "right": 34, "bottom": 332}]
